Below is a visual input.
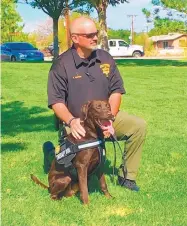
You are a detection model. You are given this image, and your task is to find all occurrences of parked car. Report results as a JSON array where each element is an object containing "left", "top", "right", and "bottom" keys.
[
  {"left": 0, "top": 45, "right": 12, "bottom": 61},
  {"left": 99, "top": 39, "right": 144, "bottom": 57},
  {"left": 2, "top": 42, "right": 44, "bottom": 62},
  {"left": 47, "top": 42, "right": 61, "bottom": 56},
  {"left": 108, "top": 39, "right": 144, "bottom": 57},
  {"left": 47, "top": 43, "right": 54, "bottom": 56}
]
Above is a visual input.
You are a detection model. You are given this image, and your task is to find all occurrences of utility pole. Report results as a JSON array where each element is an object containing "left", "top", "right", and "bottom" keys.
[
  {"left": 146, "top": 24, "right": 149, "bottom": 33},
  {"left": 127, "top": 15, "right": 137, "bottom": 45}
]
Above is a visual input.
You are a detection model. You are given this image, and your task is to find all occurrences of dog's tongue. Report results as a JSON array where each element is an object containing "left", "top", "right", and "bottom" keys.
[
  {"left": 102, "top": 121, "right": 111, "bottom": 127},
  {"left": 101, "top": 120, "right": 114, "bottom": 135}
]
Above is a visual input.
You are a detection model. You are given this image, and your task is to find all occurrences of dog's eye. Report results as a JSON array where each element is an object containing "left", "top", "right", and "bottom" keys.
[{"left": 96, "top": 104, "right": 101, "bottom": 109}]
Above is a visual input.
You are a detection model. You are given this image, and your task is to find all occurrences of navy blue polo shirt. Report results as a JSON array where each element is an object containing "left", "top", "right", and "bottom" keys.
[{"left": 48, "top": 46, "right": 126, "bottom": 117}]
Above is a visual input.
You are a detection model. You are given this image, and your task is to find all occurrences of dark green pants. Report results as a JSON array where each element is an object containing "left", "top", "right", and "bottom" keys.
[{"left": 58, "top": 111, "right": 146, "bottom": 181}]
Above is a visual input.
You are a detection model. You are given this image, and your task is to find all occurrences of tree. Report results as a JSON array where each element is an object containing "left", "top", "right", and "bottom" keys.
[
  {"left": 24, "top": 0, "right": 70, "bottom": 58},
  {"left": 149, "top": 18, "right": 186, "bottom": 36},
  {"left": 74, "top": 0, "right": 129, "bottom": 51},
  {"left": 142, "top": 8, "right": 151, "bottom": 23},
  {"left": 23, "top": 0, "right": 129, "bottom": 56},
  {"left": 25, "top": 12, "right": 95, "bottom": 55},
  {"left": 152, "top": 0, "right": 187, "bottom": 14},
  {"left": 24, "top": 0, "right": 95, "bottom": 57},
  {"left": 28, "top": 18, "right": 53, "bottom": 50},
  {"left": 96, "top": 0, "right": 129, "bottom": 51},
  {"left": 142, "top": 0, "right": 187, "bottom": 35},
  {"left": 134, "top": 33, "right": 154, "bottom": 56},
  {"left": 1, "top": 0, "right": 24, "bottom": 42},
  {"left": 108, "top": 28, "right": 130, "bottom": 41},
  {"left": 59, "top": 12, "right": 94, "bottom": 52}
]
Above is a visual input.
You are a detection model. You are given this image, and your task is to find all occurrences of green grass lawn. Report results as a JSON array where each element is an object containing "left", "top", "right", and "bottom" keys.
[{"left": 2, "top": 59, "right": 187, "bottom": 226}]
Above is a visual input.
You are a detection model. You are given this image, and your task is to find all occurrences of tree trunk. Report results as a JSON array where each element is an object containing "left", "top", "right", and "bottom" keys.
[
  {"left": 97, "top": 1, "right": 109, "bottom": 51},
  {"left": 53, "top": 18, "right": 59, "bottom": 59},
  {"left": 65, "top": 0, "right": 71, "bottom": 49},
  {"left": 64, "top": 7, "right": 71, "bottom": 48}
]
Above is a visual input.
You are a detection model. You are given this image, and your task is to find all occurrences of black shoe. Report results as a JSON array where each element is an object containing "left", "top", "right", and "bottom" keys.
[
  {"left": 43, "top": 141, "right": 55, "bottom": 174},
  {"left": 118, "top": 176, "right": 140, "bottom": 192}
]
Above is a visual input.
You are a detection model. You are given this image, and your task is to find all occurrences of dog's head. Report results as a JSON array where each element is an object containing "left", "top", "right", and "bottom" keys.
[{"left": 81, "top": 100, "right": 115, "bottom": 137}]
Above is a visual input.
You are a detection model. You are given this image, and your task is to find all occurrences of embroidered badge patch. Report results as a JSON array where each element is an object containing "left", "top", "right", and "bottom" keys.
[
  {"left": 100, "top": 64, "right": 110, "bottom": 77},
  {"left": 73, "top": 74, "right": 82, "bottom": 79}
]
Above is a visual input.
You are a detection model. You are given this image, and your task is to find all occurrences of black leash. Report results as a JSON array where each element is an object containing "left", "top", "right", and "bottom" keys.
[
  {"left": 109, "top": 134, "right": 128, "bottom": 184},
  {"left": 111, "top": 137, "right": 117, "bottom": 183}
]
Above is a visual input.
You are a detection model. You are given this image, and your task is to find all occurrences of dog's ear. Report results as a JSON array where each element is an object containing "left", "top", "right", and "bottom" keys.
[{"left": 81, "top": 101, "right": 91, "bottom": 120}]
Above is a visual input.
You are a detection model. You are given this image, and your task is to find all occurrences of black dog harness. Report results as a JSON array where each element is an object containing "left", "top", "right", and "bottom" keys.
[{"left": 55, "top": 138, "right": 106, "bottom": 181}]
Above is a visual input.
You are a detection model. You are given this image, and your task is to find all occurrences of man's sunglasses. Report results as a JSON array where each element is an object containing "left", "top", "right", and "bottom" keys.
[{"left": 72, "top": 31, "right": 99, "bottom": 39}]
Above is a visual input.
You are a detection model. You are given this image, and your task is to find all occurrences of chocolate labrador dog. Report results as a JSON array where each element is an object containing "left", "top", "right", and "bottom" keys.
[{"left": 31, "top": 100, "right": 115, "bottom": 204}]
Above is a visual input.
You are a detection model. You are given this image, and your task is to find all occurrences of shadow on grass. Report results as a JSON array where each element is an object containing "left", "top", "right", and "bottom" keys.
[
  {"left": 88, "top": 159, "right": 119, "bottom": 194},
  {"left": 115, "top": 59, "right": 187, "bottom": 67},
  {"left": 1, "top": 142, "right": 27, "bottom": 153},
  {"left": 2, "top": 100, "right": 55, "bottom": 152}
]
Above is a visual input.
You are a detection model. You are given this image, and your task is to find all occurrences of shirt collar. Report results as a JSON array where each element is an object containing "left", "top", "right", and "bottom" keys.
[{"left": 71, "top": 45, "right": 101, "bottom": 68}]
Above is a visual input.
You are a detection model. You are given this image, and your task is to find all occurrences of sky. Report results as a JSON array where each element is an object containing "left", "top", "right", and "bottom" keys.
[{"left": 17, "top": 0, "right": 154, "bottom": 33}]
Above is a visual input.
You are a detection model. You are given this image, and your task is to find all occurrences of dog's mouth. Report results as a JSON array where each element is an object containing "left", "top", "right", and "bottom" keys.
[{"left": 97, "top": 119, "right": 115, "bottom": 135}]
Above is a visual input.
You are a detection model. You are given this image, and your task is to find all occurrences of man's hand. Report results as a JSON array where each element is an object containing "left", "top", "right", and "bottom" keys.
[{"left": 70, "top": 118, "right": 86, "bottom": 139}]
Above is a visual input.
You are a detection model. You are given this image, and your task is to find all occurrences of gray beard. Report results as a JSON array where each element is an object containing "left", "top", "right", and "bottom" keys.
[{"left": 88, "top": 45, "right": 99, "bottom": 51}]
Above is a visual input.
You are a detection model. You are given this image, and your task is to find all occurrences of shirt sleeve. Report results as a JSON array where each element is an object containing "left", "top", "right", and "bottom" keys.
[
  {"left": 47, "top": 60, "right": 68, "bottom": 108},
  {"left": 109, "top": 59, "right": 126, "bottom": 95}
]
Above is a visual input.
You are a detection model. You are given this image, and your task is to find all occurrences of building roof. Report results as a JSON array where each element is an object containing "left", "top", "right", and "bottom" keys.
[{"left": 150, "top": 33, "right": 186, "bottom": 42}]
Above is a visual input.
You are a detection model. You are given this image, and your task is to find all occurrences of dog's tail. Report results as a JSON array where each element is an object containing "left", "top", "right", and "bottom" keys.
[{"left": 30, "top": 174, "right": 49, "bottom": 189}]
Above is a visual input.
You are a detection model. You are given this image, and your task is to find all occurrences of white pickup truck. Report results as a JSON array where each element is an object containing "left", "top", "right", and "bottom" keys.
[{"left": 103, "top": 39, "right": 144, "bottom": 57}]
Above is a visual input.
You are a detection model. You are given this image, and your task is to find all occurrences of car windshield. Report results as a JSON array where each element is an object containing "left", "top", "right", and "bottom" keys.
[{"left": 6, "top": 43, "right": 35, "bottom": 50}]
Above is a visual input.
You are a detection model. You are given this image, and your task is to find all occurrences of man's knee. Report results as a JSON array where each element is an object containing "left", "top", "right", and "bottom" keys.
[
  {"left": 136, "top": 118, "right": 147, "bottom": 137},
  {"left": 114, "top": 112, "right": 147, "bottom": 138},
  {"left": 127, "top": 116, "right": 147, "bottom": 138}
]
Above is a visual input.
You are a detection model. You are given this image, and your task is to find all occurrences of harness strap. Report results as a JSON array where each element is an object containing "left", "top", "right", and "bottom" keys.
[
  {"left": 78, "top": 140, "right": 103, "bottom": 149},
  {"left": 56, "top": 139, "right": 103, "bottom": 161}
]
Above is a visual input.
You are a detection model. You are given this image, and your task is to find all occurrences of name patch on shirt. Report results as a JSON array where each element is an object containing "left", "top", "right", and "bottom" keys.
[
  {"left": 73, "top": 74, "right": 82, "bottom": 79},
  {"left": 100, "top": 64, "right": 110, "bottom": 77}
]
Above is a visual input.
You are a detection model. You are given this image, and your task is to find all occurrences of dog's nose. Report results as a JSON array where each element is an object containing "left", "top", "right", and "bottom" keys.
[{"left": 106, "top": 111, "right": 115, "bottom": 122}]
